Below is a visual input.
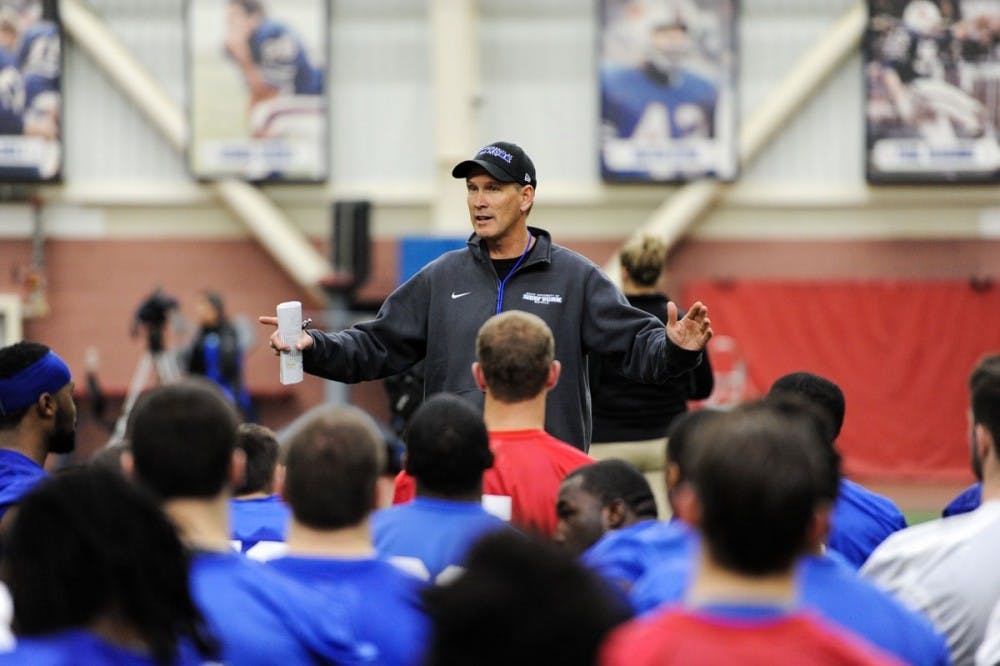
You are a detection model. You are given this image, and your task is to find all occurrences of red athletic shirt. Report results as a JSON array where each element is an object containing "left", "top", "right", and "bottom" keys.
[
  {"left": 393, "top": 429, "right": 593, "bottom": 537},
  {"left": 600, "top": 605, "right": 904, "bottom": 666}
]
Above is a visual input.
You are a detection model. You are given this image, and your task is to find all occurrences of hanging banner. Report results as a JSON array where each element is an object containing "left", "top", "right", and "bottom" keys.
[
  {"left": 599, "top": 0, "right": 738, "bottom": 183},
  {"left": 0, "top": 0, "right": 62, "bottom": 183},
  {"left": 866, "top": 0, "right": 1000, "bottom": 183},
  {"left": 187, "top": 0, "right": 328, "bottom": 182}
]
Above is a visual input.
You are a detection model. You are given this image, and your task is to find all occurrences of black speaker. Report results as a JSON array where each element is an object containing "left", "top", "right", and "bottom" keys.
[{"left": 330, "top": 200, "right": 371, "bottom": 289}]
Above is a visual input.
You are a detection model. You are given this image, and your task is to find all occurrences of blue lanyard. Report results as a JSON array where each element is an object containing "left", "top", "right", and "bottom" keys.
[{"left": 495, "top": 233, "right": 533, "bottom": 315}]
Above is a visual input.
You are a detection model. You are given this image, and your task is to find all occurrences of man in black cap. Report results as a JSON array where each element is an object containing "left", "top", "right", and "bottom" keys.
[{"left": 262, "top": 141, "right": 712, "bottom": 450}]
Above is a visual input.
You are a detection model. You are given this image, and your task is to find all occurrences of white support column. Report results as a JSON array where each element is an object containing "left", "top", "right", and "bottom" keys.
[
  {"left": 603, "top": 1, "right": 868, "bottom": 283},
  {"left": 429, "top": 0, "right": 478, "bottom": 234},
  {"left": 60, "top": 0, "right": 330, "bottom": 303}
]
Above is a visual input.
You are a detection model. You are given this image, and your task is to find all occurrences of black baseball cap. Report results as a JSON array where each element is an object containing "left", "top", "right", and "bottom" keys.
[{"left": 451, "top": 141, "right": 537, "bottom": 188}]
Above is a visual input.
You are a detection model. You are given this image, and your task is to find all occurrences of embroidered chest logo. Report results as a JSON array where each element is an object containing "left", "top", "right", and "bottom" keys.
[{"left": 522, "top": 292, "right": 563, "bottom": 305}]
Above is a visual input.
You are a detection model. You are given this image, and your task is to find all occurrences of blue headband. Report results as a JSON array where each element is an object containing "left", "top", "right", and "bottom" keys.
[{"left": 0, "top": 351, "right": 72, "bottom": 416}]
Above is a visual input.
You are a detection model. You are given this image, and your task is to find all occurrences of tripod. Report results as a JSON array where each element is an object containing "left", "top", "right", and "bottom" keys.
[{"left": 108, "top": 329, "right": 182, "bottom": 447}]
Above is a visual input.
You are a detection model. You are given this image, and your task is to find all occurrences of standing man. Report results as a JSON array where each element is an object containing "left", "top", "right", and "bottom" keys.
[
  {"left": 262, "top": 141, "right": 712, "bottom": 450},
  {"left": 393, "top": 311, "right": 596, "bottom": 537},
  {"left": 0, "top": 341, "right": 76, "bottom": 526}
]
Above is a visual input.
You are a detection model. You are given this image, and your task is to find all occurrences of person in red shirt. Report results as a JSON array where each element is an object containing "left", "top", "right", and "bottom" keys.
[
  {"left": 599, "top": 400, "right": 902, "bottom": 666},
  {"left": 394, "top": 311, "right": 593, "bottom": 537}
]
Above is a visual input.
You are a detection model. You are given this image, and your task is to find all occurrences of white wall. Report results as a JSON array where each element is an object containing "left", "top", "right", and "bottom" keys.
[{"left": 16, "top": 0, "right": 998, "bottom": 242}]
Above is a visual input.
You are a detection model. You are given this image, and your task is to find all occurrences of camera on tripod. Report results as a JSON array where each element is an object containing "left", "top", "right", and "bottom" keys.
[{"left": 131, "top": 288, "right": 179, "bottom": 354}]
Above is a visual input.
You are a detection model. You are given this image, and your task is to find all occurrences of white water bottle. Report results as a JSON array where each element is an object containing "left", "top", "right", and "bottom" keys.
[{"left": 277, "top": 301, "right": 304, "bottom": 385}]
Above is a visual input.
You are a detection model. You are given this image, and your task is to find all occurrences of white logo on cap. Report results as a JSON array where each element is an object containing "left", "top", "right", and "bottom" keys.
[
  {"left": 525, "top": 173, "right": 531, "bottom": 182},
  {"left": 478, "top": 146, "right": 513, "bottom": 163}
]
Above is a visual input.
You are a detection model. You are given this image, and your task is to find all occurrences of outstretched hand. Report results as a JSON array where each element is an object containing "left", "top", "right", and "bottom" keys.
[
  {"left": 258, "top": 316, "right": 315, "bottom": 356},
  {"left": 666, "top": 301, "right": 712, "bottom": 351}
]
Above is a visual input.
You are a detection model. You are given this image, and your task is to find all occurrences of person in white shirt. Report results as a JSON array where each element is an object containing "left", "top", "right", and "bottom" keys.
[{"left": 862, "top": 353, "right": 1000, "bottom": 666}]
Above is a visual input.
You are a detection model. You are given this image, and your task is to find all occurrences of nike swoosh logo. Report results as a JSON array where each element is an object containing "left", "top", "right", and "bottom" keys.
[{"left": 451, "top": 291, "right": 471, "bottom": 299}]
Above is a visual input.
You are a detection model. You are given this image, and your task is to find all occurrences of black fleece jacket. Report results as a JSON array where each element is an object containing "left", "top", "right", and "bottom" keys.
[{"left": 303, "top": 227, "right": 702, "bottom": 450}]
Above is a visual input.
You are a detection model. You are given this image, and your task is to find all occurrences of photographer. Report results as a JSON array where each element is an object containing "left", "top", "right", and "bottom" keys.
[{"left": 185, "top": 291, "right": 254, "bottom": 420}]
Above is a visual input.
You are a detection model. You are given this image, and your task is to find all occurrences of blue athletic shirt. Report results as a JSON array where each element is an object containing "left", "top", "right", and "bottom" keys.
[
  {"left": 249, "top": 20, "right": 322, "bottom": 96},
  {"left": 828, "top": 479, "right": 907, "bottom": 569},
  {"left": 602, "top": 65, "right": 717, "bottom": 140},
  {"left": 189, "top": 550, "right": 376, "bottom": 665},
  {"left": 230, "top": 494, "right": 289, "bottom": 554},
  {"left": 372, "top": 497, "right": 508, "bottom": 583},
  {"left": 269, "top": 555, "right": 429, "bottom": 666},
  {"left": 0, "top": 449, "right": 46, "bottom": 521},
  {"left": 943, "top": 482, "right": 981, "bottom": 517},
  {"left": 580, "top": 518, "right": 695, "bottom": 592}
]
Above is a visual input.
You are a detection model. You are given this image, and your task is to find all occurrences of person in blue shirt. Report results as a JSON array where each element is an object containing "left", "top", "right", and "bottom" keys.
[
  {"left": 0, "top": 467, "right": 218, "bottom": 665},
  {"left": 224, "top": 0, "right": 323, "bottom": 105},
  {"left": 230, "top": 422, "right": 289, "bottom": 556},
  {"left": 0, "top": 341, "right": 75, "bottom": 527},
  {"left": 422, "top": 529, "right": 631, "bottom": 666},
  {"left": 127, "top": 378, "right": 375, "bottom": 665},
  {"left": 629, "top": 397, "right": 950, "bottom": 666},
  {"left": 554, "top": 458, "right": 694, "bottom": 594},
  {"left": 943, "top": 482, "right": 981, "bottom": 517},
  {"left": 268, "top": 403, "right": 430, "bottom": 666},
  {"left": 373, "top": 394, "right": 509, "bottom": 584},
  {"left": 768, "top": 371, "right": 907, "bottom": 568},
  {"left": 185, "top": 291, "right": 254, "bottom": 419},
  {"left": 601, "top": 16, "right": 719, "bottom": 181}
]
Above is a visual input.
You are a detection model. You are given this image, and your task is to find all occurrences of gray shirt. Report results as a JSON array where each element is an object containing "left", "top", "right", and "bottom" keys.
[{"left": 862, "top": 500, "right": 1000, "bottom": 666}]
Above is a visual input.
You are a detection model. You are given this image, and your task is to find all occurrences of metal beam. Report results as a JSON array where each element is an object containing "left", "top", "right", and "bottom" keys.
[
  {"left": 60, "top": 0, "right": 330, "bottom": 304},
  {"left": 603, "top": 1, "right": 868, "bottom": 281},
  {"left": 429, "top": 0, "right": 479, "bottom": 233}
]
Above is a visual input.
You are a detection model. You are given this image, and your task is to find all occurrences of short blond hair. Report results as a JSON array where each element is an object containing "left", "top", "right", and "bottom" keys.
[
  {"left": 476, "top": 311, "right": 553, "bottom": 403},
  {"left": 619, "top": 235, "right": 666, "bottom": 287}
]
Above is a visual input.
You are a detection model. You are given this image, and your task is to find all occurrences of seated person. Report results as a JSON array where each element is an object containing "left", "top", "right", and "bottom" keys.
[
  {"left": 555, "top": 458, "right": 693, "bottom": 592},
  {"left": 423, "top": 530, "right": 631, "bottom": 666},
  {"left": 862, "top": 354, "right": 1000, "bottom": 665},
  {"left": 0, "top": 467, "right": 217, "bottom": 664},
  {"left": 125, "top": 378, "right": 375, "bottom": 665},
  {"left": 630, "top": 397, "right": 949, "bottom": 666},
  {"left": 268, "top": 404, "right": 429, "bottom": 666},
  {"left": 229, "top": 422, "right": 289, "bottom": 558},
  {"left": 767, "top": 371, "right": 906, "bottom": 568},
  {"left": 0, "top": 342, "right": 76, "bottom": 526},
  {"left": 601, "top": 401, "right": 902, "bottom": 665},
  {"left": 374, "top": 394, "right": 508, "bottom": 584}
]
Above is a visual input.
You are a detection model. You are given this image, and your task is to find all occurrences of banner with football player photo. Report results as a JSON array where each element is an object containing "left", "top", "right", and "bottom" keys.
[
  {"left": 866, "top": 0, "right": 1000, "bottom": 183},
  {"left": 0, "top": 0, "right": 62, "bottom": 183},
  {"left": 187, "top": 0, "right": 328, "bottom": 182},
  {"left": 599, "top": 0, "right": 738, "bottom": 183}
]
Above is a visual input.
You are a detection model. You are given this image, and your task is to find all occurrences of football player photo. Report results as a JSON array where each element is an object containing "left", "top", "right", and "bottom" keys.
[
  {"left": 599, "top": 0, "right": 737, "bottom": 182},
  {"left": 0, "top": 0, "right": 61, "bottom": 182},
  {"left": 187, "top": 0, "right": 327, "bottom": 182},
  {"left": 866, "top": 0, "right": 1000, "bottom": 182}
]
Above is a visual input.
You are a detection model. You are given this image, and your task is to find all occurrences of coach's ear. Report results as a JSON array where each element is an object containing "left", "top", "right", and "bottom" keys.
[{"left": 472, "top": 362, "right": 488, "bottom": 392}]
